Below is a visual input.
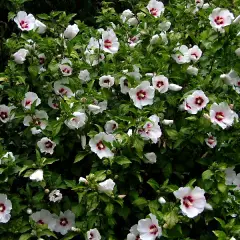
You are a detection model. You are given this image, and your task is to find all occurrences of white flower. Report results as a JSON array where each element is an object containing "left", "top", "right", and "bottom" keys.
[
  {"left": 14, "top": 11, "right": 35, "bottom": 31},
  {"left": 127, "top": 129, "right": 133, "bottom": 137},
  {"left": 152, "top": 75, "right": 169, "bottom": 93},
  {"left": 79, "top": 70, "right": 90, "bottom": 83},
  {"left": 202, "top": 3, "right": 209, "bottom": 9},
  {"left": 187, "top": 66, "right": 198, "bottom": 76},
  {"left": 225, "top": 167, "right": 236, "bottom": 185},
  {"left": 160, "top": 32, "right": 168, "bottom": 44},
  {"left": 230, "top": 237, "right": 236, "bottom": 240},
  {"left": 29, "top": 169, "right": 43, "bottom": 182},
  {"left": 59, "top": 58, "right": 73, "bottom": 76},
  {"left": 233, "top": 174, "right": 240, "bottom": 190},
  {"left": 79, "top": 177, "right": 88, "bottom": 184},
  {"left": 147, "top": 0, "right": 165, "bottom": 18},
  {"left": 137, "top": 213, "right": 162, "bottom": 240},
  {"left": 168, "top": 83, "right": 182, "bottom": 91},
  {"left": 38, "top": 53, "right": 46, "bottom": 65},
  {"left": 34, "top": 19, "right": 47, "bottom": 34},
  {"left": 49, "top": 189, "right": 62, "bottom": 202},
  {"left": 37, "top": 137, "right": 56, "bottom": 155},
  {"left": 89, "top": 133, "right": 115, "bottom": 159},
  {"left": 120, "top": 77, "right": 130, "bottom": 94},
  {"left": 13, "top": 48, "right": 28, "bottom": 64},
  {"left": 0, "top": 194, "right": 12, "bottom": 223},
  {"left": 172, "top": 45, "right": 190, "bottom": 64},
  {"left": 235, "top": 48, "right": 240, "bottom": 57},
  {"left": 128, "top": 35, "right": 141, "bottom": 48},
  {"left": 158, "top": 197, "right": 166, "bottom": 204},
  {"left": 101, "top": 29, "right": 119, "bottom": 54},
  {"left": 54, "top": 79, "right": 74, "bottom": 98},
  {"left": 188, "top": 45, "right": 202, "bottom": 62},
  {"left": 173, "top": 186, "right": 206, "bottom": 218},
  {"left": 195, "top": 0, "right": 204, "bottom": 7},
  {"left": 87, "top": 228, "right": 101, "bottom": 240},
  {"left": 129, "top": 81, "right": 155, "bottom": 109},
  {"left": 127, "top": 224, "right": 140, "bottom": 240},
  {"left": 128, "top": 17, "right": 138, "bottom": 26},
  {"left": 22, "top": 92, "right": 41, "bottom": 109},
  {"left": 104, "top": 120, "right": 118, "bottom": 134},
  {"left": 162, "top": 119, "right": 174, "bottom": 125},
  {"left": 54, "top": 210, "right": 75, "bottom": 235},
  {"left": 210, "top": 102, "right": 238, "bottom": 129},
  {"left": 64, "top": 24, "right": 79, "bottom": 40},
  {"left": 209, "top": 8, "right": 234, "bottom": 33},
  {"left": 144, "top": 152, "right": 157, "bottom": 164},
  {"left": 159, "top": 21, "right": 171, "bottom": 31},
  {"left": 205, "top": 133, "right": 217, "bottom": 148},
  {"left": 48, "top": 97, "right": 59, "bottom": 109},
  {"left": 99, "top": 75, "right": 115, "bottom": 88},
  {"left": 65, "top": 111, "right": 87, "bottom": 129},
  {"left": 139, "top": 115, "right": 162, "bottom": 143},
  {"left": 0, "top": 152, "right": 15, "bottom": 164},
  {"left": 183, "top": 90, "right": 209, "bottom": 114},
  {"left": 121, "top": 9, "right": 134, "bottom": 22},
  {"left": 98, "top": 179, "right": 115, "bottom": 193},
  {"left": 27, "top": 208, "right": 32, "bottom": 215},
  {"left": 0, "top": 105, "right": 15, "bottom": 123},
  {"left": 150, "top": 34, "right": 160, "bottom": 45},
  {"left": 88, "top": 101, "right": 107, "bottom": 115},
  {"left": 81, "top": 135, "right": 86, "bottom": 149},
  {"left": 220, "top": 69, "right": 240, "bottom": 86}
]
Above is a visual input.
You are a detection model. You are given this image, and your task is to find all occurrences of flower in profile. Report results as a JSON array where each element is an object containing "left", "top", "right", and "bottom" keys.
[
  {"left": 29, "top": 169, "right": 44, "bottom": 182},
  {"left": 152, "top": 75, "right": 169, "bottom": 93},
  {"left": 89, "top": 132, "right": 115, "bottom": 159},
  {"left": 54, "top": 210, "right": 75, "bottom": 235},
  {"left": 59, "top": 58, "right": 73, "bottom": 76},
  {"left": 205, "top": 133, "right": 217, "bottom": 148},
  {"left": 48, "top": 97, "right": 60, "bottom": 109},
  {"left": 0, "top": 105, "right": 15, "bottom": 123},
  {"left": 101, "top": 29, "right": 119, "bottom": 54},
  {"left": 172, "top": 45, "right": 190, "bottom": 64},
  {"left": 168, "top": 83, "right": 182, "bottom": 91},
  {"left": 22, "top": 92, "right": 41, "bottom": 109},
  {"left": 14, "top": 11, "right": 35, "bottom": 31},
  {"left": 99, "top": 75, "right": 115, "bottom": 88},
  {"left": 127, "top": 224, "right": 140, "bottom": 240},
  {"left": 37, "top": 137, "right": 56, "bottom": 155},
  {"left": 64, "top": 111, "right": 87, "bottom": 130},
  {"left": 173, "top": 186, "right": 206, "bottom": 218},
  {"left": 64, "top": 24, "right": 79, "bottom": 40},
  {"left": 13, "top": 49, "right": 29, "bottom": 64},
  {"left": 88, "top": 100, "right": 108, "bottom": 115},
  {"left": 120, "top": 77, "right": 130, "bottom": 94},
  {"left": 87, "top": 228, "right": 101, "bottom": 240},
  {"left": 98, "top": 179, "right": 115, "bottom": 193},
  {"left": 0, "top": 194, "right": 12, "bottom": 223},
  {"left": 147, "top": 0, "right": 165, "bottom": 18},
  {"left": 49, "top": 189, "right": 62, "bottom": 202},
  {"left": 104, "top": 120, "right": 118, "bottom": 134},
  {"left": 128, "top": 34, "right": 141, "bottom": 48},
  {"left": 34, "top": 19, "right": 47, "bottom": 34}
]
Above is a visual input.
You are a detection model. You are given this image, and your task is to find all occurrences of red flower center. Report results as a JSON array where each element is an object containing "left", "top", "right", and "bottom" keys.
[
  {"left": 215, "top": 112, "right": 224, "bottom": 121},
  {"left": 191, "top": 52, "right": 198, "bottom": 59},
  {"left": 33, "top": 117, "right": 41, "bottom": 126},
  {"left": 25, "top": 100, "right": 32, "bottom": 106},
  {"left": 136, "top": 90, "right": 146, "bottom": 100},
  {"left": 183, "top": 195, "right": 194, "bottom": 208},
  {"left": 130, "top": 37, "right": 137, "bottom": 43},
  {"left": 39, "top": 57, "right": 45, "bottom": 65},
  {"left": 156, "top": 81, "right": 164, "bottom": 88},
  {"left": 89, "top": 232, "right": 94, "bottom": 239},
  {"left": 104, "top": 39, "right": 112, "bottom": 49},
  {"left": 123, "top": 79, "right": 128, "bottom": 87},
  {"left": 112, "top": 124, "right": 117, "bottom": 130},
  {"left": 214, "top": 16, "right": 224, "bottom": 25},
  {"left": 37, "top": 219, "right": 44, "bottom": 225},
  {"left": 207, "top": 136, "right": 215, "bottom": 145},
  {"left": 195, "top": 97, "right": 204, "bottom": 106},
  {"left": 150, "top": 8, "right": 158, "bottom": 16},
  {"left": 97, "top": 141, "right": 105, "bottom": 150},
  {"left": 20, "top": 20, "right": 29, "bottom": 29},
  {"left": 63, "top": 68, "right": 70, "bottom": 74},
  {"left": 45, "top": 141, "right": 53, "bottom": 149},
  {"left": 0, "top": 111, "right": 8, "bottom": 120},
  {"left": 103, "top": 79, "right": 110, "bottom": 84},
  {"left": 149, "top": 224, "right": 158, "bottom": 235},
  {"left": 136, "top": 235, "right": 140, "bottom": 240},
  {"left": 60, "top": 217, "right": 68, "bottom": 226},
  {"left": 0, "top": 203, "right": 6, "bottom": 213},
  {"left": 59, "top": 88, "right": 67, "bottom": 95}
]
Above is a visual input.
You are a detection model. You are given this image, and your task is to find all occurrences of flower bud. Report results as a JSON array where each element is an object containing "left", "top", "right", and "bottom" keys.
[
  {"left": 107, "top": 170, "right": 112, "bottom": 175},
  {"left": 158, "top": 197, "right": 166, "bottom": 204},
  {"left": 150, "top": 34, "right": 159, "bottom": 45},
  {"left": 44, "top": 189, "right": 50, "bottom": 194},
  {"left": 64, "top": 24, "right": 79, "bottom": 40},
  {"left": 27, "top": 208, "right": 32, "bottom": 214},
  {"left": 162, "top": 119, "right": 174, "bottom": 125},
  {"left": 187, "top": 66, "right": 199, "bottom": 76},
  {"left": 103, "top": 159, "right": 109, "bottom": 166},
  {"left": 168, "top": 83, "right": 182, "bottom": 91},
  {"left": 118, "top": 195, "right": 126, "bottom": 199}
]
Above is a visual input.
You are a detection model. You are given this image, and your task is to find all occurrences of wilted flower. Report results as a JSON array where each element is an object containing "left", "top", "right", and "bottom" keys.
[
  {"left": 0, "top": 194, "right": 12, "bottom": 223},
  {"left": 98, "top": 179, "right": 115, "bottom": 193},
  {"left": 87, "top": 228, "right": 101, "bottom": 240},
  {"left": 29, "top": 169, "right": 44, "bottom": 182},
  {"left": 64, "top": 24, "right": 79, "bottom": 40},
  {"left": 22, "top": 92, "right": 41, "bottom": 109},
  {"left": 147, "top": 0, "right": 165, "bottom": 18},
  {"left": 14, "top": 11, "right": 35, "bottom": 31},
  {"left": 37, "top": 137, "right": 56, "bottom": 155},
  {"left": 13, "top": 48, "right": 28, "bottom": 64},
  {"left": 49, "top": 189, "right": 62, "bottom": 202},
  {"left": 88, "top": 101, "right": 107, "bottom": 115}
]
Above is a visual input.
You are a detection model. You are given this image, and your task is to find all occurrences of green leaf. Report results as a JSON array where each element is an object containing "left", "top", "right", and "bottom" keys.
[
  {"left": 147, "top": 179, "right": 160, "bottom": 191},
  {"left": 19, "top": 233, "right": 32, "bottom": 240},
  {"left": 28, "top": 66, "right": 39, "bottom": 80},
  {"left": 94, "top": 170, "right": 106, "bottom": 182},
  {"left": 104, "top": 203, "right": 114, "bottom": 216},
  {"left": 213, "top": 230, "right": 227, "bottom": 239},
  {"left": 74, "top": 152, "right": 88, "bottom": 163},
  {"left": 163, "top": 210, "right": 179, "bottom": 229},
  {"left": 8, "top": 12, "right": 15, "bottom": 21},
  {"left": 114, "top": 156, "right": 131, "bottom": 165},
  {"left": 165, "top": 129, "right": 178, "bottom": 140},
  {"left": 217, "top": 183, "right": 227, "bottom": 193},
  {"left": 133, "top": 197, "right": 148, "bottom": 207},
  {"left": 202, "top": 170, "right": 213, "bottom": 180}
]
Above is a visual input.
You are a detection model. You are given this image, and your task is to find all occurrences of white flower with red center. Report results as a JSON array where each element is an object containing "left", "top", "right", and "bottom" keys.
[
  {"left": 0, "top": 105, "right": 15, "bottom": 123},
  {"left": 225, "top": 167, "right": 236, "bottom": 185},
  {"left": 195, "top": 0, "right": 204, "bottom": 7},
  {"left": 233, "top": 174, "right": 240, "bottom": 190},
  {"left": 59, "top": 58, "right": 73, "bottom": 76},
  {"left": 31, "top": 209, "right": 56, "bottom": 231},
  {"left": 88, "top": 100, "right": 108, "bottom": 115},
  {"left": 64, "top": 24, "right": 79, "bottom": 40},
  {"left": 34, "top": 19, "right": 47, "bottom": 34},
  {"left": 29, "top": 169, "right": 44, "bottom": 182},
  {"left": 13, "top": 48, "right": 29, "bottom": 64},
  {"left": 38, "top": 53, "right": 46, "bottom": 65},
  {"left": 129, "top": 81, "right": 155, "bottom": 109},
  {"left": 173, "top": 186, "right": 207, "bottom": 218},
  {"left": 128, "top": 34, "right": 141, "bottom": 48},
  {"left": 99, "top": 75, "right": 115, "bottom": 88},
  {"left": 49, "top": 189, "right": 62, "bottom": 202},
  {"left": 0, "top": 194, "right": 12, "bottom": 223},
  {"left": 64, "top": 111, "right": 87, "bottom": 129},
  {"left": 172, "top": 45, "right": 190, "bottom": 64},
  {"left": 120, "top": 77, "right": 130, "bottom": 94},
  {"left": 147, "top": 0, "right": 165, "bottom": 18},
  {"left": 209, "top": 102, "right": 238, "bottom": 129},
  {"left": 79, "top": 69, "right": 91, "bottom": 83},
  {"left": 22, "top": 92, "right": 41, "bottom": 109},
  {"left": 144, "top": 152, "right": 157, "bottom": 164},
  {"left": 37, "top": 137, "right": 56, "bottom": 155},
  {"left": 14, "top": 11, "right": 35, "bottom": 31},
  {"left": 98, "top": 179, "right": 115, "bottom": 193},
  {"left": 152, "top": 75, "right": 169, "bottom": 93},
  {"left": 139, "top": 115, "right": 162, "bottom": 143},
  {"left": 188, "top": 45, "right": 202, "bottom": 62},
  {"left": 104, "top": 120, "right": 118, "bottom": 134},
  {"left": 87, "top": 228, "right": 101, "bottom": 240},
  {"left": 89, "top": 132, "right": 115, "bottom": 159},
  {"left": 205, "top": 133, "right": 217, "bottom": 148},
  {"left": 54, "top": 210, "right": 75, "bottom": 235},
  {"left": 209, "top": 8, "right": 234, "bottom": 33},
  {"left": 54, "top": 79, "right": 74, "bottom": 98},
  {"left": 101, "top": 29, "right": 119, "bottom": 54},
  {"left": 23, "top": 110, "right": 48, "bottom": 134},
  {"left": 48, "top": 97, "right": 60, "bottom": 109},
  {"left": 127, "top": 224, "right": 140, "bottom": 240},
  {"left": 183, "top": 90, "right": 209, "bottom": 114},
  {"left": 137, "top": 213, "right": 162, "bottom": 240}
]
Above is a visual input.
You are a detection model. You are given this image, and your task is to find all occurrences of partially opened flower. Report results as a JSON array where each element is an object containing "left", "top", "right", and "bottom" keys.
[
  {"left": 49, "top": 189, "right": 62, "bottom": 202},
  {"left": 64, "top": 24, "right": 79, "bottom": 40},
  {"left": 129, "top": 81, "right": 155, "bottom": 109},
  {"left": 59, "top": 58, "right": 73, "bottom": 76},
  {"left": 144, "top": 152, "right": 157, "bottom": 164},
  {"left": 89, "top": 132, "right": 115, "bottom": 159},
  {"left": 14, "top": 11, "right": 35, "bottom": 31},
  {"left": 187, "top": 66, "right": 199, "bottom": 76},
  {"left": 38, "top": 53, "right": 46, "bottom": 65},
  {"left": 147, "top": 0, "right": 165, "bottom": 18},
  {"left": 225, "top": 167, "right": 236, "bottom": 185},
  {"left": 209, "top": 102, "right": 238, "bottom": 129},
  {"left": 29, "top": 169, "right": 43, "bottom": 182},
  {"left": 205, "top": 133, "right": 217, "bottom": 148},
  {"left": 195, "top": 0, "right": 204, "bottom": 8},
  {"left": 101, "top": 29, "right": 119, "bottom": 54},
  {"left": 64, "top": 111, "right": 87, "bottom": 129},
  {"left": 120, "top": 77, "right": 130, "bottom": 94},
  {"left": 79, "top": 70, "right": 90, "bottom": 83},
  {"left": 104, "top": 120, "right": 118, "bottom": 134},
  {"left": 98, "top": 179, "right": 115, "bottom": 193},
  {"left": 0, "top": 105, "right": 15, "bottom": 123},
  {"left": 188, "top": 45, "right": 202, "bottom": 62},
  {"left": 0, "top": 194, "right": 12, "bottom": 223},
  {"left": 168, "top": 83, "right": 182, "bottom": 91},
  {"left": 31, "top": 209, "right": 56, "bottom": 231},
  {"left": 13, "top": 49, "right": 28, "bottom": 64},
  {"left": 99, "top": 75, "right": 115, "bottom": 88},
  {"left": 128, "top": 35, "right": 141, "bottom": 48},
  {"left": 54, "top": 210, "right": 75, "bottom": 235},
  {"left": 88, "top": 101, "right": 107, "bottom": 115},
  {"left": 22, "top": 92, "right": 41, "bottom": 109},
  {"left": 173, "top": 186, "right": 207, "bottom": 218},
  {"left": 172, "top": 45, "right": 190, "bottom": 64},
  {"left": 137, "top": 213, "right": 162, "bottom": 240},
  {"left": 87, "top": 228, "right": 101, "bottom": 240},
  {"left": 34, "top": 19, "right": 47, "bottom": 34},
  {"left": 121, "top": 9, "right": 134, "bottom": 22},
  {"left": 152, "top": 75, "right": 169, "bottom": 93},
  {"left": 127, "top": 224, "right": 140, "bottom": 240},
  {"left": 220, "top": 69, "right": 240, "bottom": 86},
  {"left": 54, "top": 79, "right": 74, "bottom": 98},
  {"left": 48, "top": 97, "right": 60, "bottom": 109},
  {"left": 37, "top": 137, "right": 56, "bottom": 155}
]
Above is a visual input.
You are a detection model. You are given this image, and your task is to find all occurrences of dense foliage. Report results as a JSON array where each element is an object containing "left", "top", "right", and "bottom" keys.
[{"left": 0, "top": 0, "right": 240, "bottom": 239}]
